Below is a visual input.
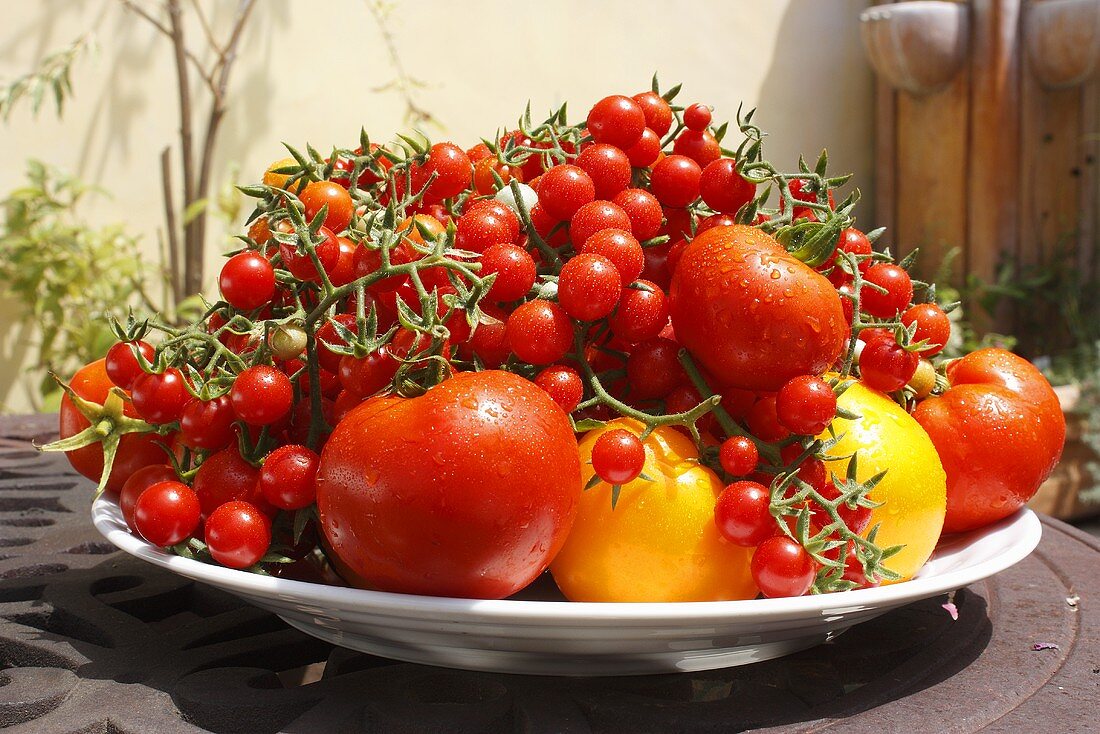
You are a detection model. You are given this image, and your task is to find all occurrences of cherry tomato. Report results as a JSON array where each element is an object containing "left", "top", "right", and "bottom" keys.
[
  {"left": 776, "top": 376, "right": 837, "bottom": 435},
  {"left": 609, "top": 280, "right": 669, "bottom": 343},
  {"left": 670, "top": 226, "right": 847, "bottom": 392},
  {"left": 575, "top": 144, "right": 632, "bottom": 200},
  {"left": 119, "top": 464, "right": 178, "bottom": 531},
  {"left": 179, "top": 395, "right": 236, "bottom": 450},
  {"left": 612, "top": 188, "right": 663, "bottom": 241},
  {"left": 625, "top": 128, "right": 662, "bottom": 167},
  {"left": 697, "top": 212, "right": 737, "bottom": 235},
  {"left": 569, "top": 200, "right": 631, "bottom": 248},
  {"left": 649, "top": 155, "right": 702, "bottom": 208},
  {"left": 586, "top": 95, "right": 646, "bottom": 149},
  {"left": 131, "top": 368, "right": 189, "bottom": 425},
  {"left": 719, "top": 436, "right": 759, "bottom": 477},
  {"left": 699, "top": 158, "right": 755, "bottom": 214},
  {"left": 557, "top": 253, "right": 622, "bottom": 322},
  {"left": 714, "top": 481, "right": 773, "bottom": 546},
  {"left": 537, "top": 165, "right": 596, "bottom": 221},
  {"left": 473, "top": 155, "right": 523, "bottom": 195},
  {"left": 631, "top": 91, "right": 673, "bottom": 136},
  {"left": 134, "top": 480, "right": 201, "bottom": 547},
  {"left": 192, "top": 445, "right": 265, "bottom": 519},
  {"left": 230, "top": 365, "right": 293, "bottom": 426},
  {"left": 745, "top": 396, "right": 790, "bottom": 442},
  {"left": 591, "top": 428, "right": 645, "bottom": 484},
  {"left": 279, "top": 226, "right": 339, "bottom": 282},
  {"left": 454, "top": 202, "right": 520, "bottom": 252},
  {"left": 317, "top": 371, "right": 580, "bottom": 598},
  {"left": 259, "top": 444, "right": 320, "bottom": 510},
  {"left": 902, "top": 303, "right": 951, "bottom": 355},
  {"left": 751, "top": 536, "right": 817, "bottom": 598},
  {"left": 299, "top": 180, "right": 354, "bottom": 233},
  {"left": 672, "top": 129, "right": 721, "bottom": 166},
  {"left": 913, "top": 348, "right": 1066, "bottom": 533},
  {"left": 315, "top": 313, "right": 359, "bottom": 373},
  {"left": 859, "top": 338, "right": 919, "bottom": 393},
  {"left": 683, "top": 103, "right": 712, "bottom": 131},
  {"left": 104, "top": 340, "right": 155, "bottom": 391},
  {"left": 506, "top": 300, "right": 574, "bottom": 365},
  {"left": 337, "top": 348, "right": 398, "bottom": 398},
  {"left": 578, "top": 228, "right": 644, "bottom": 284},
  {"left": 625, "top": 338, "right": 686, "bottom": 399},
  {"left": 861, "top": 263, "right": 914, "bottom": 318},
  {"left": 205, "top": 500, "right": 272, "bottom": 569},
  {"left": 459, "top": 303, "right": 511, "bottom": 368},
  {"left": 534, "top": 365, "right": 584, "bottom": 413},
  {"left": 409, "top": 142, "right": 472, "bottom": 202},
  {"left": 481, "top": 244, "right": 536, "bottom": 302},
  {"left": 821, "top": 227, "right": 873, "bottom": 283}
]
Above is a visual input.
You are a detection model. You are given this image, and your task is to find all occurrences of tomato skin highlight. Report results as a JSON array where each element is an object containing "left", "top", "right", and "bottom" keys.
[
  {"left": 670, "top": 225, "right": 846, "bottom": 392},
  {"left": 316, "top": 370, "right": 581, "bottom": 599},
  {"left": 913, "top": 348, "right": 1065, "bottom": 533}
]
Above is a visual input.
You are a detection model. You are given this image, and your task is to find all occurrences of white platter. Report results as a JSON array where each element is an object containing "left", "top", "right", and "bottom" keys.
[{"left": 92, "top": 495, "right": 1041, "bottom": 676}]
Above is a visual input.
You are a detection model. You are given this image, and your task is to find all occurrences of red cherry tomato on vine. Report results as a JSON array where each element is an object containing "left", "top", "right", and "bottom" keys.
[
  {"left": 776, "top": 375, "right": 837, "bottom": 436},
  {"left": 219, "top": 251, "right": 276, "bottom": 311},
  {"left": 625, "top": 338, "right": 686, "bottom": 399},
  {"left": 231, "top": 365, "right": 293, "bottom": 426},
  {"left": 714, "top": 481, "right": 773, "bottom": 547},
  {"left": 506, "top": 300, "right": 573, "bottom": 365},
  {"left": 570, "top": 200, "right": 631, "bottom": 248},
  {"left": 859, "top": 338, "right": 919, "bottom": 393},
  {"left": 699, "top": 158, "right": 755, "bottom": 215},
  {"left": 179, "top": 395, "right": 236, "bottom": 451},
  {"left": 591, "top": 428, "right": 645, "bottom": 484},
  {"left": 751, "top": 536, "right": 817, "bottom": 598},
  {"left": 205, "top": 500, "right": 272, "bottom": 569},
  {"left": 104, "top": 340, "right": 155, "bottom": 391},
  {"left": 575, "top": 144, "right": 632, "bottom": 200},
  {"left": 481, "top": 243, "right": 536, "bottom": 302},
  {"left": 683, "top": 103, "right": 712, "bottom": 131},
  {"left": 120, "top": 464, "right": 178, "bottom": 531},
  {"left": 534, "top": 365, "right": 584, "bottom": 413},
  {"left": 538, "top": 165, "right": 596, "bottom": 221},
  {"left": 299, "top": 180, "right": 354, "bottom": 233},
  {"left": 192, "top": 446, "right": 266, "bottom": 519},
  {"left": 719, "top": 436, "right": 759, "bottom": 477},
  {"left": 609, "top": 280, "right": 668, "bottom": 344},
  {"left": 454, "top": 202, "right": 520, "bottom": 252},
  {"left": 902, "top": 303, "right": 951, "bottom": 355},
  {"left": 259, "top": 444, "right": 320, "bottom": 510},
  {"left": 579, "top": 228, "right": 645, "bottom": 285},
  {"left": 134, "top": 480, "right": 201, "bottom": 547},
  {"left": 649, "top": 155, "right": 702, "bottom": 208},
  {"left": 861, "top": 263, "right": 914, "bottom": 318},
  {"left": 279, "top": 226, "right": 340, "bottom": 282},
  {"left": 131, "top": 368, "right": 190, "bottom": 425},
  {"left": 612, "top": 188, "right": 663, "bottom": 241},
  {"left": 631, "top": 91, "right": 673, "bottom": 136},
  {"left": 558, "top": 253, "right": 622, "bottom": 322},
  {"left": 586, "top": 95, "right": 646, "bottom": 150},
  {"left": 625, "top": 128, "right": 662, "bottom": 168},
  {"left": 672, "top": 129, "right": 721, "bottom": 167}
]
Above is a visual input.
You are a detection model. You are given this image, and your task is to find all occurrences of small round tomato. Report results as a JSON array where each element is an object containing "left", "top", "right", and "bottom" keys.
[
  {"left": 859, "top": 338, "right": 919, "bottom": 393},
  {"left": 575, "top": 144, "right": 632, "bottom": 200},
  {"left": 569, "top": 200, "right": 631, "bottom": 248},
  {"left": 299, "top": 180, "right": 354, "bottom": 233},
  {"left": 683, "top": 103, "right": 712, "bottom": 131},
  {"left": 315, "top": 314, "right": 359, "bottom": 373},
  {"left": 205, "top": 500, "right": 272, "bottom": 569},
  {"left": 649, "top": 155, "right": 702, "bottom": 208},
  {"left": 714, "top": 480, "right": 773, "bottom": 546},
  {"left": 751, "top": 536, "right": 816, "bottom": 598},
  {"left": 699, "top": 158, "right": 755, "bottom": 215},
  {"left": 861, "top": 263, "right": 914, "bottom": 318},
  {"left": 104, "top": 340, "right": 155, "bottom": 391},
  {"left": 579, "top": 228, "right": 644, "bottom": 284},
  {"left": 557, "top": 253, "right": 622, "bottom": 322},
  {"left": 746, "top": 396, "right": 790, "bottom": 443},
  {"left": 538, "top": 165, "right": 596, "bottom": 221},
  {"left": 631, "top": 91, "right": 673, "bottom": 136},
  {"left": 625, "top": 128, "right": 662, "bottom": 167},
  {"left": 609, "top": 280, "right": 668, "bottom": 343},
  {"left": 192, "top": 445, "right": 265, "bottom": 519},
  {"left": 586, "top": 95, "right": 646, "bottom": 150},
  {"left": 625, "top": 337, "right": 686, "bottom": 399},
  {"left": 410, "top": 142, "right": 472, "bottom": 202},
  {"left": 612, "top": 188, "right": 663, "bottom": 241},
  {"left": 279, "top": 226, "right": 339, "bottom": 282},
  {"left": 230, "top": 365, "right": 293, "bottom": 426},
  {"left": 220, "top": 252, "right": 276, "bottom": 312},
  {"left": 179, "top": 395, "right": 236, "bottom": 450},
  {"left": 131, "top": 368, "right": 189, "bottom": 425},
  {"left": 534, "top": 365, "right": 584, "bottom": 413},
  {"left": 591, "top": 428, "right": 645, "bottom": 484},
  {"left": 506, "top": 300, "right": 574, "bottom": 365},
  {"left": 473, "top": 155, "right": 523, "bottom": 195},
  {"left": 337, "top": 348, "right": 398, "bottom": 399},
  {"left": 454, "top": 202, "right": 520, "bottom": 252},
  {"left": 259, "top": 444, "right": 320, "bottom": 510},
  {"left": 776, "top": 375, "right": 837, "bottom": 435},
  {"left": 672, "top": 129, "right": 721, "bottom": 166},
  {"left": 719, "top": 436, "right": 759, "bottom": 477},
  {"left": 902, "top": 303, "right": 951, "bottom": 355},
  {"left": 481, "top": 244, "right": 536, "bottom": 302},
  {"left": 120, "top": 464, "right": 178, "bottom": 531},
  {"left": 134, "top": 480, "right": 201, "bottom": 547},
  {"left": 460, "top": 303, "right": 512, "bottom": 368}
]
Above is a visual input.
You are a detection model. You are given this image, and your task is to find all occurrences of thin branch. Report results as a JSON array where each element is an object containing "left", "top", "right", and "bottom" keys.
[
  {"left": 191, "top": 0, "right": 256, "bottom": 294},
  {"left": 117, "top": 0, "right": 215, "bottom": 92},
  {"left": 165, "top": 0, "right": 199, "bottom": 297},
  {"left": 160, "top": 146, "right": 183, "bottom": 307},
  {"left": 188, "top": 0, "right": 224, "bottom": 60},
  {"left": 364, "top": 0, "right": 436, "bottom": 128}
]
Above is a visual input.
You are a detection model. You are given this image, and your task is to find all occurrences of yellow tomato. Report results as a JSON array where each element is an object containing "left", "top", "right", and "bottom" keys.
[
  {"left": 820, "top": 382, "right": 947, "bottom": 581},
  {"left": 263, "top": 157, "right": 302, "bottom": 192},
  {"left": 550, "top": 419, "right": 757, "bottom": 602}
]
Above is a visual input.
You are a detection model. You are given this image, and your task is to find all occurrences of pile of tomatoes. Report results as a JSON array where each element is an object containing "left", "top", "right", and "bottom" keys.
[{"left": 48, "top": 80, "right": 1066, "bottom": 602}]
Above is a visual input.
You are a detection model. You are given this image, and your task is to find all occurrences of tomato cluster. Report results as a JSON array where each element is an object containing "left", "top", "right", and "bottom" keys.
[{"left": 48, "top": 79, "right": 1062, "bottom": 601}]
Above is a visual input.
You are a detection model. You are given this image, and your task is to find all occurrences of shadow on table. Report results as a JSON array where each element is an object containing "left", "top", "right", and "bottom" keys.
[{"left": 0, "top": 551, "right": 991, "bottom": 734}]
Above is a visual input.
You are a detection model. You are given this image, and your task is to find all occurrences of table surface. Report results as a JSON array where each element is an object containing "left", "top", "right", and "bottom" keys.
[{"left": 0, "top": 413, "right": 1096, "bottom": 734}]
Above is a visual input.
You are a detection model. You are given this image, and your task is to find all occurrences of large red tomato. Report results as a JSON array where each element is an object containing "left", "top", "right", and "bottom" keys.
[
  {"left": 58, "top": 359, "right": 170, "bottom": 494},
  {"left": 913, "top": 348, "right": 1065, "bottom": 533},
  {"left": 669, "top": 225, "right": 847, "bottom": 391},
  {"left": 316, "top": 370, "right": 581, "bottom": 598}
]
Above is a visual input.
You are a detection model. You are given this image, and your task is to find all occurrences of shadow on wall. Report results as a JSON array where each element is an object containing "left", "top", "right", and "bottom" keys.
[{"left": 754, "top": 0, "right": 876, "bottom": 225}]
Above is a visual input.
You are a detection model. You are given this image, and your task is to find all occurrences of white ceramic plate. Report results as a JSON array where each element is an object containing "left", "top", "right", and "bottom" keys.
[{"left": 92, "top": 495, "right": 1041, "bottom": 676}]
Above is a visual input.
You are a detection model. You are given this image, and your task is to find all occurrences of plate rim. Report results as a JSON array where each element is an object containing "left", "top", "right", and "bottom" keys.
[{"left": 92, "top": 495, "right": 1041, "bottom": 624}]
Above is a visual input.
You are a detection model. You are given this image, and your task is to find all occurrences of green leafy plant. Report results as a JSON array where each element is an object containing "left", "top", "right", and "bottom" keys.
[
  {"left": 0, "top": 161, "right": 160, "bottom": 410},
  {"left": 0, "top": 33, "right": 94, "bottom": 121}
]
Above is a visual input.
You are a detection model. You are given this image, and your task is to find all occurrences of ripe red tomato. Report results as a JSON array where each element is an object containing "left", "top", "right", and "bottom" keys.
[
  {"left": 104, "top": 341, "right": 155, "bottom": 391},
  {"left": 557, "top": 253, "right": 622, "bottom": 322},
  {"left": 192, "top": 445, "right": 265, "bottom": 519},
  {"left": 591, "top": 428, "right": 645, "bottom": 484},
  {"left": 612, "top": 188, "right": 663, "bottom": 241},
  {"left": 625, "top": 128, "right": 661, "bottom": 167},
  {"left": 902, "top": 303, "right": 952, "bottom": 355},
  {"left": 131, "top": 368, "right": 190, "bottom": 425},
  {"left": 776, "top": 375, "right": 837, "bottom": 435},
  {"left": 205, "top": 500, "right": 272, "bottom": 569},
  {"left": 625, "top": 338, "right": 686, "bottom": 399},
  {"left": 672, "top": 129, "right": 721, "bottom": 166},
  {"left": 683, "top": 103, "right": 712, "bottom": 131},
  {"left": 316, "top": 370, "right": 581, "bottom": 598},
  {"left": 134, "top": 480, "right": 201, "bottom": 547},
  {"left": 579, "top": 228, "right": 644, "bottom": 284},
  {"left": 119, "top": 464, "right": 178, "bottom": 531},
  {"left": 58, "top": 360, "right": 170, "bottom": 493},
  {"left": 575, "top": 144, "right": 632, "bottom": 200},
  {"left": 454, "top": 202, "right": 520, "bottom": 252},
  {"left": 714, "top": 481, "right": 772, "bottom": 546},
  {"left": 719, "top": 436, "right": 758, "bottom": 477},
  {"left": 859, "top": 337, "right": 919, "bottom": 393},
  {"left": 569, "top": 200, "right": 631, "bottom": 248},
  {"left": 649, "top": 155, "right": 702, "bottom": 208},
  {"left": 861, "top": 263, "right": 913, "bottom": 318},
  {"left": 219, "top": 251, "right": 276, "bottom": 311},
  {"left": 179, "top": 395, "right": 236, "bottom": 450},
  {"left": 699, "top": 158, "right": 755, "bottom": 214},
  {"left": 631, "top": 91, "right": 673, "bottom": 136},
  {"left": 538, "top": 165, "right": 596, "bottom": 221},
  {"left": 280, "top": 226, "right": 339, "bottom": 282},
  {"left": 506, "top": 300, "right": 574, "bottom": 365},
  {"left": 534, "top": 365, "right": 584, "bottom": 413},
  {"left": 751, "top": 536, "right": 816, "bottom": 598},
  {"left": 913, "top": 348, "right": 1066, "bottom": 533},
  {"left": 409, "top": 142, "right": 472, "bottom": 202},
  {"left": 609, "top": 280, "right": 668, "bottom": 343},
  {"left": 259, "top": 444, "right": 320, "bottom": 510},
  {"left": 586, "top": 95, "right": 646, "bottom": 149},
  {"left": 230, "top": 365, "right": 293, "bottom": 426},
  {"left": 670, "top": 225, "right": 847, "bottom": 392}
]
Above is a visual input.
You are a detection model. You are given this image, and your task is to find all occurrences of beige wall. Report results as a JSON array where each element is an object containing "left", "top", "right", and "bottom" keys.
[{"left": 0, "top": 0, "right": 873, "bottom": 412}]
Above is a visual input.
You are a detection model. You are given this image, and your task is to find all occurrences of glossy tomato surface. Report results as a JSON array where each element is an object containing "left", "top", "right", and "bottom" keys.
[
  {"left": 316, "top": 370, "right": 581, "bottom": 599},
  {"left": 669, "top": 225, "right": 846, "bottom": 392},
  {"left": 913, "top": 348, "right": 1065, "bottom": 533},
  {"left": 58, "top": 359, "right": 169, "bottom": 494}
]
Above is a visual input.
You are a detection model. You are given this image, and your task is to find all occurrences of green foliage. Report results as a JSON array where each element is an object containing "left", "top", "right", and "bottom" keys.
[
  {"left": 930, "top": 249, "right": 1017, "bottom": 359},
  {"left": 0, "top": 34, "right": 94, "bottom": 121},
  {"left": 0, "top": 161, "right": 159, "bottom": 409}
]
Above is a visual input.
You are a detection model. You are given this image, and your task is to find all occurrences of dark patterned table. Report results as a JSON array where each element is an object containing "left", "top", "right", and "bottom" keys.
[{"left": 0, "top": 414, "right": 1096, "bottom": 734}]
